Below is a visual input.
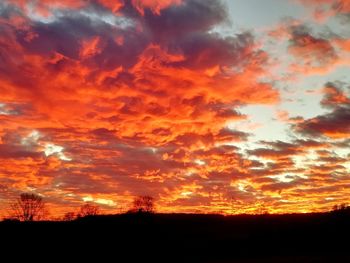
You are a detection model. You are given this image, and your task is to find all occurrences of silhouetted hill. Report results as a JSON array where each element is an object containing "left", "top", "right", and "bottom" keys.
[{"left": 1, "top": 212, "right": 350, "bottom": 262}]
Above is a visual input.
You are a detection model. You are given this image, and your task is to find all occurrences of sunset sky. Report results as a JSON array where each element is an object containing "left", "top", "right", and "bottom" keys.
[{"left": 0, "top": 0, "right": 350, "bottom": 218}]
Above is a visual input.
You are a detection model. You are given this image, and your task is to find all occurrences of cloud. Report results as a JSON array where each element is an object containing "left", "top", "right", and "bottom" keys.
[
  {"left": 295, "top": 107, "right": 350, "bottom": 138},
  {"left": 294, "top": 81, "right": 350, "bottom": 138},
  {"left": 293, "top": 0, "right": 350, "bottom": 22},
  {"left": 287, "top": 24, "right": 338, "bottom": 73},
  {"left": 321, "top": 82, "right": 350, "bottom": 108},
  {"left": 269, "top": 18, "right": 350, "bottom": 76}
]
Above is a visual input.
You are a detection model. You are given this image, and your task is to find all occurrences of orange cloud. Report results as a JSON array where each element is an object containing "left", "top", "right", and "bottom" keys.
[
  {"left": 132, "top": 0, "right": 182, "bottom": 15},
  {"left": 98, "top": 0, "right": 125, "bottom": 13},
  {"left": 80, "top": 36, "right": 102, "bottom": 58}
]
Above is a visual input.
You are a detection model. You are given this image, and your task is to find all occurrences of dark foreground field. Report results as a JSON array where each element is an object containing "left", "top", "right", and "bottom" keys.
[{"left": 2, "top": 212, "right": 350, "bottom": 262}]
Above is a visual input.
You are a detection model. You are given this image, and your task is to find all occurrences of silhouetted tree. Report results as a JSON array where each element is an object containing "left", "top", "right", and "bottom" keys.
[
  {"left": 132, "top": 196, "right": 155, "bottom": 213},
  {"left": 79, "top": 203, "right": 100, "bottom": 217},
  {"left": 63, "top": 212, "right": 76, "bottom": 221},
  {"left": 10, "top": 193, "right": 46, "bottom": 221},
  {"left": 331, "top": 203, "right": 349, "bottom": 213},
  {"left": 332, "top": 204, "right": 348, "bottom": 211}
]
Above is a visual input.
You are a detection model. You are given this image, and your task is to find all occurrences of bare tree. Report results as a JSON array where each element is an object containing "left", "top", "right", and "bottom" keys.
[
  {"left": 132, "top": 196, "right": 155, "bottom": 213},
  {"left": 63, "top": 212, "right": 76, "bottom": 221},
  {"left": 79, "top": 203, "right": 100, "bottom": 217},
  {"left": 10, "top": 193, "right": 46, "bottom": 221}
]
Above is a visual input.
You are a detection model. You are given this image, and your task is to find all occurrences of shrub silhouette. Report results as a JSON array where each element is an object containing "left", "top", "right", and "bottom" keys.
[
  {"left": 132, "top": 196, "right": 155, "bottom": 213},
  {"left": 331, "top": 203, "right": 350, "bottom": 216},
  {"left": 63, "top": 212, "right": 76, "bottom": 221},
  {"left": 332, "top": 203, "right": 348, "bottom": 212},
  {"left": 79, "top": 203, "right": 100, "bottom": 217}
]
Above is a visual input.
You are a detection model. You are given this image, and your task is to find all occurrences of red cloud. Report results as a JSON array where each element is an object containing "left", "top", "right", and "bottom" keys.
[
  {"left": 132, "top": 0, "right": 182, "bottom": 15},
  {"left": 98, "top": 0, "right": 125, "bottom": 13}
]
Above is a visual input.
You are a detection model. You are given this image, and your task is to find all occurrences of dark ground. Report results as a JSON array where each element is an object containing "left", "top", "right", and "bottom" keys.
[{"left": 1, "top": 212, "right": 350, "bottom": 262}]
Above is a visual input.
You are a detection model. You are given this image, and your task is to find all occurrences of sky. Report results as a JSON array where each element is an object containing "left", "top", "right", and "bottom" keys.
[{"left": 0, "top": 0, "right": 350, "bottom": 218}]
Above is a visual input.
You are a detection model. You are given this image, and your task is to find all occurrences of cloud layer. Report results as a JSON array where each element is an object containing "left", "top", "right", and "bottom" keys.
[{"left": 0, "top": 0, "right": 349, "bottom": 217}]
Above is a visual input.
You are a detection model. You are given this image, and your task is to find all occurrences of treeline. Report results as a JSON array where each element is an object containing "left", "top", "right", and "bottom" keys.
[
  {"left": 3, "top": 192, "right": 350, "bottom": 222},
  {"left": 3, "top": 193, "right": 155, "bottom": 222}
]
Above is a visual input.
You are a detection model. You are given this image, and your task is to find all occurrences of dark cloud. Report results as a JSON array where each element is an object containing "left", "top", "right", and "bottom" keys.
[
  {"left": 139, "top": 0, "right": 227, "bottom": 39},
  {"left": 294, "top": 80, "right": 350, "bottom": 138},
  {"left": 321, "top": 81, "right": 350, "bottom": 108},
  {"left": 170, "top": 32, "right": 255, "bottom": 70},
  {"left": 288, "top": 24, "right": 338, "bottom": 69},
  {"left": 0, "top": 144, "right": 42, "bottom": 159},
  {"left": 295, "top": 103, "right": 350, "bottom": 138},
  {"left": 248, "top": 140, "right": 301, "bottom": 159},
  {"left": 296, "top": 107, "right": 350, "bottom": 138}
]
